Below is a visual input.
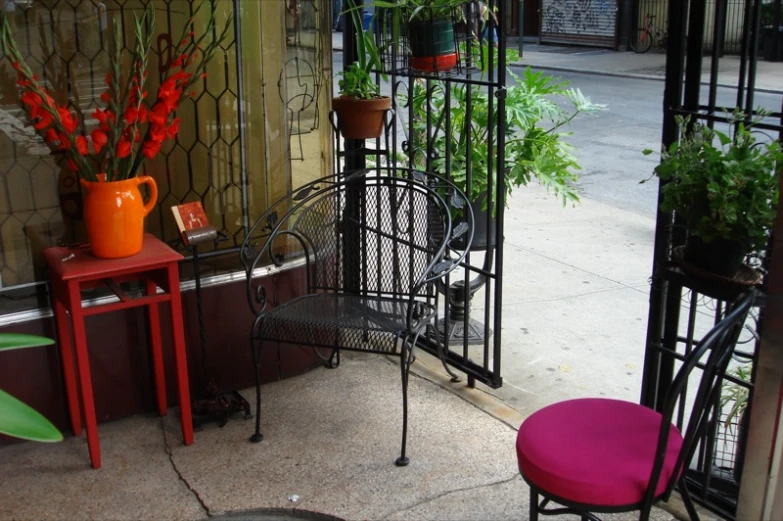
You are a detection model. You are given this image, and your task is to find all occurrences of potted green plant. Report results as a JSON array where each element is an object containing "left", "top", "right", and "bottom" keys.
[
  {"left": 332, "top": 0, "right": 391, "bottom": 139},
  {"left": 643, "top": 114, "right": 783, "bottom": 277},
  {"left": 406, "top": 48, "right": 605, "bottom": 248},
  {"left": 366, "top": 0, "right": 470, "bottom": 73},
  {"left": 0, "top": 334, "right": 62, "bottom": 443}
]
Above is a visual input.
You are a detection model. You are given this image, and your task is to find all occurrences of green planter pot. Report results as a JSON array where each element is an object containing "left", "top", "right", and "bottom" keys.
[
  {"left": 451, "top": 192, "right": 496, "bottom": 251},
  {"left": 408, "top": 18, "right": 457, "bottom": 72}
]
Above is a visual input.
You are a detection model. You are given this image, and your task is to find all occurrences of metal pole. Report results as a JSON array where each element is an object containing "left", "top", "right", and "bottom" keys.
[
  {"left": 191, "top": 246, "right": 208, "bottom": 386},
  {"left": 232, "top": 0, "right": 249, "bottom": 233},
  {"left": 342, "top": 0, "right": 364, "bottom": 294},
  {"left": 518, "top": 0, "right": 524, "bottom": 56}
]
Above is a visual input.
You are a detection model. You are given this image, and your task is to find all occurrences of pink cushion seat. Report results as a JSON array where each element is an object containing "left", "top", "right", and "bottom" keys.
[{"left": 516, "top": 398, "right": 683, "bottom": 507}]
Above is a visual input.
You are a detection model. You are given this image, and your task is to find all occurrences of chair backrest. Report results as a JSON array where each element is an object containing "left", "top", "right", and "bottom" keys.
[
  {"left": 241, "top": 169, "right": 473, "bottom": 315},
  {"left": 644, "top": 290, "right": 756, "bottom": 508}
]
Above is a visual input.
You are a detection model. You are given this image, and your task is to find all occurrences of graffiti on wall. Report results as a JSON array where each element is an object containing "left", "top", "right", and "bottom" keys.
[{"left": 542, "top": 0, "right": 616, "bottom": 36}]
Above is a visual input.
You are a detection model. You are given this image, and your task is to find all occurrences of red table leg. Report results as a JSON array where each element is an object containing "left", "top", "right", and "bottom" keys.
[
  {"left": 52, "top": 281, "right": 81, "bottom": 436},
  {"left": 146, "top": 278, "right": 168, "bottom": 416},
  {"left": 167, "top": 264, "right": 193, "bottom": 445},
  {"left": 66, "top": 280, "right": 101, "bottom": 469}
]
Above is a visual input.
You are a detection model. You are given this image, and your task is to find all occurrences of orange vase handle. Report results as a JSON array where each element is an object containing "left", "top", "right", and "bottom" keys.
[{"left": 137, "top": 176, "right": 158, "bottom": 216}]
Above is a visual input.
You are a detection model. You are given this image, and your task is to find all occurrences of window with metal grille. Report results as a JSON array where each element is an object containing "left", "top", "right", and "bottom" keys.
[{"left": 0, "top": 0, "right": 332, "bottom": 316}]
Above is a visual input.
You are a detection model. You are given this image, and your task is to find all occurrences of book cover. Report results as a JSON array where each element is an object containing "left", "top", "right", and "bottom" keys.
[{"left": 171, "top": 202, "right": 216, "bottom": 246}]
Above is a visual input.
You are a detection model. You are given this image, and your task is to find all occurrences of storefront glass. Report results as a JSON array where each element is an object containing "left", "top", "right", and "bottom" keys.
[{"left": 0, "top": 0, "right": 332, "bottom": 314}]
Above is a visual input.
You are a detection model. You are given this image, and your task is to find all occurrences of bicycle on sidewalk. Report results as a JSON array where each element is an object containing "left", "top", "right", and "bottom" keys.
[{"left": 629, "top": 14, "right": 667, "bottom": 53}]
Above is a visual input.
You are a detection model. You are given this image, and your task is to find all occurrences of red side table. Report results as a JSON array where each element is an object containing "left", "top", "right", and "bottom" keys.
[{"left": 44, "top": 234, "right": 193, "bottom": 469}]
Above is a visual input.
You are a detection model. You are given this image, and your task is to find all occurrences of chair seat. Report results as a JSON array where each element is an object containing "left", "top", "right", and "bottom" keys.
[
  {"left": 255, "top": 294, "right": 434, "bottom": 354},
  {"left": 516, "top": 398, "right": 683, "bottom": 507}
]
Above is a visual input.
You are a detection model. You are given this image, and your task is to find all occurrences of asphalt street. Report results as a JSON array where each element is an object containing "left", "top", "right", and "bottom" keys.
[{"left": 519, "top": 68, "right": 783, "bottom": 218}]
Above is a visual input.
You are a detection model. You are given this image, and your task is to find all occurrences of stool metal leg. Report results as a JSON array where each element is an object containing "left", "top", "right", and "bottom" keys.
[
  {"left": 167, "top": 265, "right": 193, "bottom": 445},
  {"left": 146, "top": 278, "right": 167, "bottom": 416},
  {"left": 53, "top": 281, "right": 81, "bottom": 436},
  {"left": 67, "top": 281, "right": 101, "bottom": 469}
]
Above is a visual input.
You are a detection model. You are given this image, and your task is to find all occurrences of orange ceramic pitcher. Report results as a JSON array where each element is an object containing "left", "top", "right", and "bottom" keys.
[{"left": 80, "top": 174, "right": 158, "bottom": 258}]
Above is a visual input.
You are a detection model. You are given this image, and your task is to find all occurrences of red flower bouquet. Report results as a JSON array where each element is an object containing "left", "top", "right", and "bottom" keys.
[{"left": 0, "top": 1, "right": 231, "bottom": 182}]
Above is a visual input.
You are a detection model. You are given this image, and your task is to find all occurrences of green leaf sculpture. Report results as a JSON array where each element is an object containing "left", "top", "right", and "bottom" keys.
[{"left": 0, "top": 334, "right": 63, "bottom": 442}]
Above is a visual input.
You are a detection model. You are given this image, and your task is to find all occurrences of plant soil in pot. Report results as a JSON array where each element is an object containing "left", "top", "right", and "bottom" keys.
[
  {"left": 408, "top": 18, "right": 457, "bottom": 72},
  {"left": 684, "top": 235, "right": 747, "bottom": 278},
  {"left": 332, "top": 96, "right": 391, "bottom": 139}
]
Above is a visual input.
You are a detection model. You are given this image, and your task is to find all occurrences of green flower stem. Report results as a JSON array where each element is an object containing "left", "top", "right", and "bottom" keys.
[
  {"left": 119, "top": 8, "right": 154, "bottom": 181},
  {"left": 106, "top": 18, "right": 125, "bottom": 180}
]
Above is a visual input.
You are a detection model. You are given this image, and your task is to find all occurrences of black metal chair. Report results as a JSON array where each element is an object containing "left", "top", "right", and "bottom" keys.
[
  {"left": 241, "top": 168, "right": 473, "bottom": 466},
  {"left": 515, "top": 289, "right": 756, "bottom": 521}
]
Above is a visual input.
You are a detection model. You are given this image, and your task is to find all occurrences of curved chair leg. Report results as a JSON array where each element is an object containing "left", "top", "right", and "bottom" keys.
[
  {"left": 396, "top": 341, "right": 413, "bottom": 467},
  {"left": 430, "top": 323, "right": 461, "bottom": 383},
  {"left": 530, "top": 488, "right": 539, "bottom": 521},
  {"left": 249, "top": 335, "right": 264, "bottom": 443}
]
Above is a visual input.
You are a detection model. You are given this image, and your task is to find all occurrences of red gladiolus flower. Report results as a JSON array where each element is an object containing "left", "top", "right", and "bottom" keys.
[
  {"left": 138, "top": 106, "right": 148, "bottom": 123},
  {"left": 167, "top": 118, "right": 181, "bottom": 139},
  {"left": 124, "top": 106, "right": 139, "bottom": 125},
  {"left": 20, "top": 90, "right": 43, "bottom": 107},
  {"left": 117, "top": 139, "right": 132, "bottom": 158},
  {"left": 148, "top": 103, "right": 168, "bottom": 126},
  {"left": 141, "top": 139, "right": 161, "bottom": 159},
  {"left": 66, "top": 159, "right": 78, "bottom": 171},
  {"left": 52, "top": 132, "right": 69, "bottom": 150},
  {"left": 75, "top": 135, "right": 89, "bottom": 155},
  {"left": 91, "top": 130, "right": 107, "bottom": 152},
  {"left": 149, "top": 124, "right": 167, "bottom": 143},
  {"left": 158, "top": 78, "right": 177, "bottom": 99},
  {"left": 32, "top": 109, "right": 53, "bottom": 130},
  {"left": 93, "top": 108, "right": 108, "bottom": 125},
  {"left": 163, "top": 94, "right": 181, "bottom": 113},
  {"left": 105, "top": 73, "right": 112, "bottom": 85},
  {"left": 171, "top": 54, "right": 187, "bottom": 67},
  {"left": 57, "top": 107, "right": 78, "bottom": 134},
  {"left": 171, "top": 70, "right": 190, "bottom": 83},
  {"left": 100, "top": 91, "right": 111, "bottom": 103},
  {"left": 45, "top": 128, "right": 59, "bottom": 143}
]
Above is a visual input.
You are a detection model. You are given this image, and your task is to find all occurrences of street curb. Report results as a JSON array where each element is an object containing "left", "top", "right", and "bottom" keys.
[
  {"left": 510, "top": 61, "right": 663, "bottom": 82},
  {"left": 510, "top": 61, "right": 783, "bottom": 95}
]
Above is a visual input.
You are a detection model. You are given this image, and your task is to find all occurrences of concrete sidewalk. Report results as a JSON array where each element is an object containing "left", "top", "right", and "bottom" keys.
[
  {"left": 332, "top": 32, "right": 783, "bottom": 93},
  {"left": 0, "top": 352, "right": 684, "bottom": 521}
]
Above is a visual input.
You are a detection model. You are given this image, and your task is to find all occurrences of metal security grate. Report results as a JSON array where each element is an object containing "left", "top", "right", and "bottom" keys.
[{"left": 636, "top": 0, "right": 755, "bottom": 54}]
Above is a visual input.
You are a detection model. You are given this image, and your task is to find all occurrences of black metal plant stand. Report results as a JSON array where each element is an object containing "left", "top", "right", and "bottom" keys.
[
  {"left": 439, "top": 249, "right": 494, "bottom": 345},
  {"left": 184, "top": 230, "right": 252, "bottom": 430}
]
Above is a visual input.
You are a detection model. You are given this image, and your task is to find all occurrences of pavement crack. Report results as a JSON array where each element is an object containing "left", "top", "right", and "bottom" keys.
[
  {"left": 381, "top": 475, "right": 520, "bottom": 519},
  {"left": 161, "top": 419, "right": 211, "bottom": 517}
]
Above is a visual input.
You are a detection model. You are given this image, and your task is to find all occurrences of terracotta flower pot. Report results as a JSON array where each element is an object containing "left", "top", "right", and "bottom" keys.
[
  {"left": 332, "top": 96, "right": 391, "bottom": 139},
  {"left": 80, "top": 174, "right": 158, "bottom": 259}
]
